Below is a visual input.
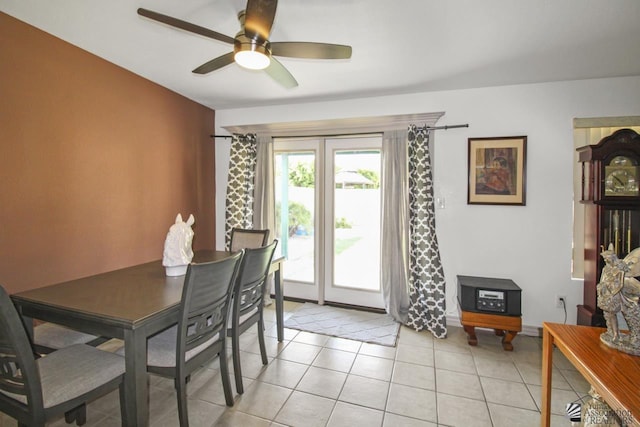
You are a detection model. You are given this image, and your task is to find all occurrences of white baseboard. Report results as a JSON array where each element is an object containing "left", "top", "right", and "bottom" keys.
[{"left": 446, "top": 314, "right": 541, "bottom": 337}]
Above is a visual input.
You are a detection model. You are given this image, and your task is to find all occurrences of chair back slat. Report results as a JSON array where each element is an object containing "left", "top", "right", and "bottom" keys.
[
  {"left": 0, "top": 354, "right": 26, "bottom": 395},
  {"left": 0, "top": 286, "right": 42, "bottom": 411},
  {"left": 179, "top": 252, "right": 243, "bottom": 355},
  {"left": 183, "top": 297, "right": 227, "bottom": 352},
  {"left": 229, "top": 228, "right": 269, "bottom": 253},
  {"left": 234, "top": 241, "right": 278, "bottom": 316}
]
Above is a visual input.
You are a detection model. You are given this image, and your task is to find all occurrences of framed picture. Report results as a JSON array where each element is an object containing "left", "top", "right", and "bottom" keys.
[{"left": 467, "top": 136, "right": 527, "bottom": 205}]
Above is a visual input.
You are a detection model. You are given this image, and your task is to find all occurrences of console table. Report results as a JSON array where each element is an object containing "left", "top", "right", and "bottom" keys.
[{"left": 541, "top": 322, "right": 640, "bottom": 427}]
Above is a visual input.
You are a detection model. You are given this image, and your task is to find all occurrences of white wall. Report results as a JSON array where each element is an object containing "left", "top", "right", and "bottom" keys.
[{"left": 214, "top": 76, "right": 640, "bottom": 329}]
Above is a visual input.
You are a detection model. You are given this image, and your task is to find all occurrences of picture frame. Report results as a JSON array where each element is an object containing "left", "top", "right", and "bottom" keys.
[{"left": 467, "top": 136, "right": 527, "bottom": 205}]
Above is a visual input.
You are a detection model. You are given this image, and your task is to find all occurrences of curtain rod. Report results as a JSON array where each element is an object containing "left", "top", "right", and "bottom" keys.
[
  {"left": 210, "top": 123, "right": 468, "bottom": 139},
  {"left": 420, "top": 124, "right": 469, "bottom": 131}
]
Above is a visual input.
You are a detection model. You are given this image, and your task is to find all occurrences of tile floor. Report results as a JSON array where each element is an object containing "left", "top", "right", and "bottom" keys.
[{"left": 2, "top": 301, "right": 591, "bottom": 426}]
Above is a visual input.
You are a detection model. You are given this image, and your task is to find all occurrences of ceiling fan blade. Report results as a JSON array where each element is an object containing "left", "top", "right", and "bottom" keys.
[
  {"left": 271, "top": 42, "right": 352, "bottom": 59},
  {"left": 264, "top": 57, "right": 298, "bottom": 88},
  {"left": 192, "top": 52, "right": 235, "bottom": 74},
  {"left": 137, "top": 8, "right": 235, "bottom": 45},
  {"left": 244, "top": 0, "right": 278, "bottom": 40}
]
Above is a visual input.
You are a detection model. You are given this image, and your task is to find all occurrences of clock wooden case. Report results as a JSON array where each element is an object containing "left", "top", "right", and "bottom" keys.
[{"left": 576, "top": 128, "right": 640, "bottom": 326}]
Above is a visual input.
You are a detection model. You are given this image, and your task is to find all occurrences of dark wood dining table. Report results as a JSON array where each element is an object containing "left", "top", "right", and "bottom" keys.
[{"left": 11, "top": 250, "right": 284, "bottom": 426}]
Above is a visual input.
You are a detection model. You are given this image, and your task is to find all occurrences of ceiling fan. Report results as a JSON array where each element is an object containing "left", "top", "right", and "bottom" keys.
[{"left": 137, "top": 0, "right": 352, "bottom": 88}]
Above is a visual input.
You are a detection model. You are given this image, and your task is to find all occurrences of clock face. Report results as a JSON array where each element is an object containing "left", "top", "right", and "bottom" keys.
[{"left": 604, "top": 156, "right": 639, "bottom": 197}]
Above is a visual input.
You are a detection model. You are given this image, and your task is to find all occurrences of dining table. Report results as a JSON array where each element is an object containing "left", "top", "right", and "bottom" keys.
[{"left": 11, "top": 250, "right": 285, "bottom": 426}]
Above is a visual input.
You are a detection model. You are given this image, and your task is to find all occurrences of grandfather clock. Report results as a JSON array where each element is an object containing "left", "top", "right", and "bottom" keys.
[{"left": 576, "top": 128, "right": 640, "bottom": 326}]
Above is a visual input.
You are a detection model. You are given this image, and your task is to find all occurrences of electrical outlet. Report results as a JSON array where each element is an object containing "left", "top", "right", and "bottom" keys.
[{"left": 556, "top": 295, "right": 567, "bottom": 308}]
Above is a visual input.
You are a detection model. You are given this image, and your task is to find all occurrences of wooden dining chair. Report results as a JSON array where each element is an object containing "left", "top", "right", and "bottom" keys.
[
  {"left": 0, "top": 285, "right": 126, "bottom": 427},
  {"left": 227, "top": 240, "right": 278, "bottom": 394},
  {"left": 143, "top": 251, "right": 243, "bottom": 427},
  {"left": 229, "top": 228, "right": 269, "bottom": 252}
]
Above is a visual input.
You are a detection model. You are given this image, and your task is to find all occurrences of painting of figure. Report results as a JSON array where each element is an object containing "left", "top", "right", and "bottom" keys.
[{"left": 467, "top": 136, "right": 526, "bottom": 205}]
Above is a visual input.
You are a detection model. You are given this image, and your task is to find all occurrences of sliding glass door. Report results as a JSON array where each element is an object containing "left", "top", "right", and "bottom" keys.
[{"left": 275, "top": 135, "right": 383, "bottom": 308}]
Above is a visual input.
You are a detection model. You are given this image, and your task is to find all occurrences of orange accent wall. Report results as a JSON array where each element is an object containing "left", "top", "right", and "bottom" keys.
[{"left": 0, "top": 12, "right": 216, "bottom": 293}]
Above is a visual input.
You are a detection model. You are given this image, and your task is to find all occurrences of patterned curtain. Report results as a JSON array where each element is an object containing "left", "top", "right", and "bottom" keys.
[
  {"left": 224, "top": 133, "right": 257, "bottom": 250},
  {"left": 406, "top": 125, "right": 447, "bottom": 338}
]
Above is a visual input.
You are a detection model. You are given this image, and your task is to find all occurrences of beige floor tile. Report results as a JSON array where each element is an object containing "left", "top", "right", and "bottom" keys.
[
  {"left": 312, "top": 347, "right": 357, "bottom": 372},
  {"left": 327, "top": 401, "right": 383, "bottom": 427},
  {"left": 293, "top": 331, "right": 330, "bottom": 346},
  {"left": 435, "top": 368, "right": 484, "bottom": 400},
  {"left": 265, "top": 326, "right": 299, "bottom": 341},
  {"left": 277, "top": 341, "right": 322, "bottom": 364},
  {"left": 397, "top": 326, "right": 434, "bottom": 348},
  {"left": 296, "top": 366, "right": 347, "bottom": 399},
  {"left": 338, "top": 374, "right": 389, "bottom": 410},
  {"left": 434, "top": 349, "right": 477, "bottom": 374},
  {"left": 395, "top": 343, "right": 434, "bottom": 366},
  {"left": 188, "top": 367, "right": 243, "bottom": 406},
  {"left": 324, "top": 336, "right": 362, "bottom": 352},
  {"left": 89, "top": 416, "right": 123, "bottom": 427},
  {"left": 391, "top": 361, "right": 435, "bottom": 390},
  {"left": 432, "top": 339, "right": 473, "bottom": 355},
  {"left": 432, "top": 329, "right": 472, "bottom": 355},
  {"left": 468, "top": 342, "right": 515, "bottom": 361},
  {"left": 386, "top": 383, "right": 437, "bottom": 423},
  {"left": 242, "top": 335, "right": 290, "bottom": 358},
  {"left": 234, "top": 382, "right": 292, "bottom": 420},
  {"left": 437, "top": 393, "right": 492, "bottom": 427},
  {"left": 474, "top": 355, "right": 522, "bottom": 382},
  {"left": 488, "top": 402, "right": 542, "bottom": 427},
  {"left": 274, "top": 391, "right": 335, "bottom": 427},
  {"left": 382, "top": 412, "right": 437, "bottom": 427},
  {"left": 480, "top": 377, "right": 537, "bottom": 410},
  {"left": 359, "top": 342, "right": 397, "bottom": 359},
  {"left": 256, "top": 358, "right": 308, "bottom": 388},
  {"left": 213, "top": 410, "right": 271, "bottom": 427},
  {"left": 152, "top": 399, "right": 225, "bottom": 427},
  {"left": 86, "top": 388, "right": 125, "bottom": 417},
  {"left": 238, "top": 330, "right": 260, "bottom": 349},
  {"left": 148, "top": 386, "right": 178, "bottom": 424},
  {"left": 350, "top": 353, "right": 394, "bottom": 381},
  {"left": 231, "top": 350, "right": 271, "bottom": 380},
  {"left": 510, "top": 345, "right": 543, "bottom": 366}
]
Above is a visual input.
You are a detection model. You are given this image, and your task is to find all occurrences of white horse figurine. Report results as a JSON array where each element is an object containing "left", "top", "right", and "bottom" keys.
[{"left": 162, "top": 213, "right": 195, "bottom": 276}]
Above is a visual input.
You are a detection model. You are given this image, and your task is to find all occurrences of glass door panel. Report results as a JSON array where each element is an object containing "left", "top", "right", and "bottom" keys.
[
  {"left": 274, "top": 139, "right": 319, "bottom": 301},
  {"left": 324, "top": 137, "right": 384, "bottom": 308}
]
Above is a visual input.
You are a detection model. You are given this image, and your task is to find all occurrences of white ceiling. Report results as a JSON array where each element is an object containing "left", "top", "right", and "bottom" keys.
[{"left": 3, "top": 0, "right": 640, "bottom": 110}]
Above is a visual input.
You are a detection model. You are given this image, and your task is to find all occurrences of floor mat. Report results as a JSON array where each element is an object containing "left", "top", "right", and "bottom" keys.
[{"left": 284, "top": 302, "right": 400, "bottom": 347}]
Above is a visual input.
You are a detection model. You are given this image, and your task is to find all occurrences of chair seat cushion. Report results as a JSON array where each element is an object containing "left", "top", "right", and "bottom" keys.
[
  {"left": 34, "top": 323, "right": 99, "bottom": 350},
  {"left": 0, "top": 344, "right": 124, "bottom": 409},
  {"left": 144, "top": 325, "right": 220, "bottom": 368}
]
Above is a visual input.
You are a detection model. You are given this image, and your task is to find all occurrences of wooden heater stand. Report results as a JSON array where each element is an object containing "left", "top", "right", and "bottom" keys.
[{"left": 458, "top": 307, "right": 522, "bottom": 351}]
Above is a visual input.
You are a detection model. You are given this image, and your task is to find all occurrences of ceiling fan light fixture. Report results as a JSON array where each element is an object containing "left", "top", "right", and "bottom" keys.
[
  {"left": 235, "top": 49, "right": 270, "bottom": 70},
  {"left": 234, "top": 35, "right": 271, "bottom": 70}
]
